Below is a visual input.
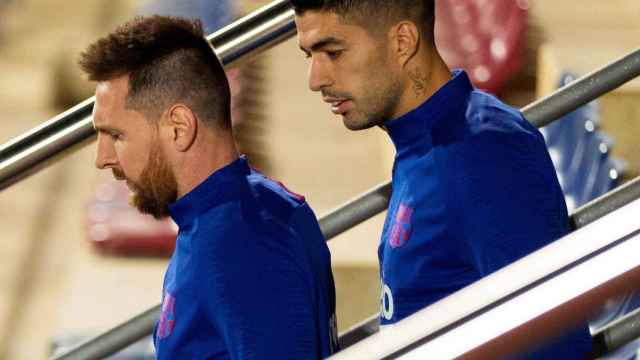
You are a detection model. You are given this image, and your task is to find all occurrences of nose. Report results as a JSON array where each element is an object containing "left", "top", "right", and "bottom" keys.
[
  {"left": 308, "top": 57, "right": 333, "bottom": 92},
  {"left": 95, "top": 134, "right": 117, "bottom": 170}
]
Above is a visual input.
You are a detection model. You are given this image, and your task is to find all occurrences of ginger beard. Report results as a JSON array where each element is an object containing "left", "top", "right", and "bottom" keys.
[{"left": 112, "top": 142, "right": 178, "bottom": 220}]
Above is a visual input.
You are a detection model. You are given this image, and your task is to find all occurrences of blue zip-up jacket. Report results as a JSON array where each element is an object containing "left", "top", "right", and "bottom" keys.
[
  {"left": 379, "top": 70, "right": 592, "bottom": 357},
  {"left": 154, "top": 156, "right": 338, "bottom": 359}
]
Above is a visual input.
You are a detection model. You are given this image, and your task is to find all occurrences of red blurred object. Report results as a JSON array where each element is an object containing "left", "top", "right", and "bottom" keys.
[
  {"left": 436, "top": 0, "right": 529, "bottom": 94},
  {"left": 85, "top": 172, "right": 178, "bottom": 257}
]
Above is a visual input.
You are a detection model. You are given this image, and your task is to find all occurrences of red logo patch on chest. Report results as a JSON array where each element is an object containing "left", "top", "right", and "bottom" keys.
[
  {"left": 157, "top": 292, "right": 176, "bottom": 340},
  {"left": 389, "top": 203, "right": 413, "bottom": 248}
]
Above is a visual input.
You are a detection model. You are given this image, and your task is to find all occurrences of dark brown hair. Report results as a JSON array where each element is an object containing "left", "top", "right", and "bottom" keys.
[
  {"left": 289, "top": 0, "right": 435, "bottom": 44},
  {"left": 79, "top": 16, "right": 231, "bottom": 128}
]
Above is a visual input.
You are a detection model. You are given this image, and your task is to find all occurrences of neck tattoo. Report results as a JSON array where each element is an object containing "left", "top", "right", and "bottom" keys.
[{"left": 408, "top": 67, "right": 427, "bottom": 98}]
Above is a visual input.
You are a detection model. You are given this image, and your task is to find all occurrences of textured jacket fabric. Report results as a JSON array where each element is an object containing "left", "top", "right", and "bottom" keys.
[
  {"left": 154, "top": 157, "right": 337, "bottom": 359},
  {"left": 379, "top": 70, "right": 591, "bottom": 357}
]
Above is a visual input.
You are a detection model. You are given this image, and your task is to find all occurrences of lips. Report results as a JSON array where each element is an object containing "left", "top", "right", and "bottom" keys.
[{"left": 324, "top": 97, "right": 352, "bottom": 115}]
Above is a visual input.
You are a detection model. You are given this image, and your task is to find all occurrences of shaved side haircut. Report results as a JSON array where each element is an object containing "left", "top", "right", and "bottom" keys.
[{"left": 79, "top": 16, "right": 231, "bottom": 129}]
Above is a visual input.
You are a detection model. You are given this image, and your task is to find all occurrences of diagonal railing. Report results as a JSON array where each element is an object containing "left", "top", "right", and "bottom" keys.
[
  {"left": 592, "top": 307, "right": 640, "bottom": 356},
  {"left": 0, "top": 0, "right": 636, "bottom": 358},
  {"left": 333, "top": 198, "right": 640, "bottom": 359},
  {"left": 50, "top": 177, "right": 640, "bottom": 359},
  {"left": 51, "top": 49, "right": 640, "bottom": 357},
  {"left": 337, "top": 176, "right": 640, "bottom": 351}
]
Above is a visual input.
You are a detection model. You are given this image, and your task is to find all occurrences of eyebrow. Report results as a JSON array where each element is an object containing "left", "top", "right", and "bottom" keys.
[
  {"left": 300, "top": 36, "right": 345, "bottom": 53},
  {"left": 94, "top": 124, "right": 119, "bottom": 135}
]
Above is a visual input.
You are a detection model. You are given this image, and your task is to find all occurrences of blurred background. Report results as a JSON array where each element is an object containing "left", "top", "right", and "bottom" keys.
[{"left": 0, "top": 0, "right": 639, "bottom": 358}]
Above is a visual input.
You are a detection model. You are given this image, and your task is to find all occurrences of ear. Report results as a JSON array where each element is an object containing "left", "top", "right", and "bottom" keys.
[
  {"left": 390, "top": 21, "right": 421, "bottom": 68},
  {"left": 166, "top": 104, "right": 197, "bottom": 152}
]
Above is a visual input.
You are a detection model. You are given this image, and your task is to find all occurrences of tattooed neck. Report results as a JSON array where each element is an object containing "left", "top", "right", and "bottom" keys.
[{"left": 408, "top": 67, "right": 428, "bottom": 98}]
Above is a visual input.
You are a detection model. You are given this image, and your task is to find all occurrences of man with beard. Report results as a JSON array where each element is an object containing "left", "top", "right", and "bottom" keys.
[
  {"left": 291, "top": 0, "right": 592, "bottom": 358},
  {"left": 80, "top": 16, "right": 338, "bottom": 359}
]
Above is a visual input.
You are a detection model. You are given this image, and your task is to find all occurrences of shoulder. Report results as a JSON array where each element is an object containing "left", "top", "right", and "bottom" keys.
[
  {"left": 247, "top": 173, "right": 326, "bottom": 254},
  {"left": 192, "top": 194, "right": 304, "bottom": 260},
  {"left": 432, "top": 90, "right": 547, "bottom": 163},
  {"left": 189, "top": 201, "right": 253, "bottom": 255},
  {"left": 431, "top": 89, "right": 546, "bottom": 156},
  {"left": 433, "top": 91, "right": 558, "bottom": 190},
  {"left": 246, "top": 169, "right": 308, "bottom": 221},
  {"left": 191, "top": 202, "right": 302, "bottom": 284},
  {"left": 465, "top": 90, "right": 540, "bottom": 138}
]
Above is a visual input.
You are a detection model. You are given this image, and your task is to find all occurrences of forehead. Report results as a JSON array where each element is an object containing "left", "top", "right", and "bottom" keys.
[
  {"left": 295, "top": 10, "right": 371, "bottom": 48},
  {"left": 93, "top": 76, "right": 149, "bottom": 130},
  {"left": 93, "top": 77, "right": 127, "bottom": 123}
]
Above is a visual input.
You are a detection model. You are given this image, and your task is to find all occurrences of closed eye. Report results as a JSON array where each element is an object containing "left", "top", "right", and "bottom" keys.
[
  {"left": 326, "top": 50, "right": 343, "bottom": 60},
  {"left": 102, "top": 130, "right": 122, "bottom": 141}
]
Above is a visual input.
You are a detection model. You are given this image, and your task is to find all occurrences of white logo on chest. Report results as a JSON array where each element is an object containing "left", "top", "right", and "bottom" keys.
[{"left": 381, "top": 281, "right": 394, "bottom": 321}]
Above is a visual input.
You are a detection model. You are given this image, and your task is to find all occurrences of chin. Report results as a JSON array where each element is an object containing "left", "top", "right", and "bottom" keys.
[{"left": 343, "top": 116, "right": 380, "bottom": 131}]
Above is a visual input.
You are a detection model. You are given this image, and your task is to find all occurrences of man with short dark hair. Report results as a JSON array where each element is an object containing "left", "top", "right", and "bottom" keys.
[
  {"left": 291, "top": 0, "right": 591, "bottom": 357},
  {"left": 80, "top": 16, "right": 338, "bottom": 359}
]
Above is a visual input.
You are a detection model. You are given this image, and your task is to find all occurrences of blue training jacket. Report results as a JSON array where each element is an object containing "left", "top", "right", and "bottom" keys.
[
  {"left": 154, "top": 156, "right": 338, "bottom": 359},
  {"left": 379, "top": 70, "right": 592, "bottom": 357}
]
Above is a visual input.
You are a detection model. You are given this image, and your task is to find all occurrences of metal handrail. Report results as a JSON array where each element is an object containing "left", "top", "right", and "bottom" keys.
[
  {"left": 0, "top": 0, "right": 295, "bottom": 191},
  {"left": 49, "top": 306, "right": 160, "bottom": 360},
  {"left": 592, "top": 307, "right": 640, "bottom": 356},
  {"left": 332, "top": 198, "right": 640, "bottom": 359},
  {"left": 337, "top": 176, "right": 640, "bottom": 350},
  {"left": 524, "top": 49, "right": 640, "bottom": 128},
  {"left": 0, "top": 0, "right": 628, "bottom": 357},
  {"left": 50, "top": 175, "right": 640, "bottom": 359}
]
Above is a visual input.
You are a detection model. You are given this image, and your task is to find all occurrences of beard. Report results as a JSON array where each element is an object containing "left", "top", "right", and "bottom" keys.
[
  {"left": 112, "top": 144, "right": 178, "bottom": 220},
  {"left": 323, "top": 51, "right": 401, "bottom": 131},
  {"left": 343, "top": 82, "right": 401, "bottom": 131}
]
